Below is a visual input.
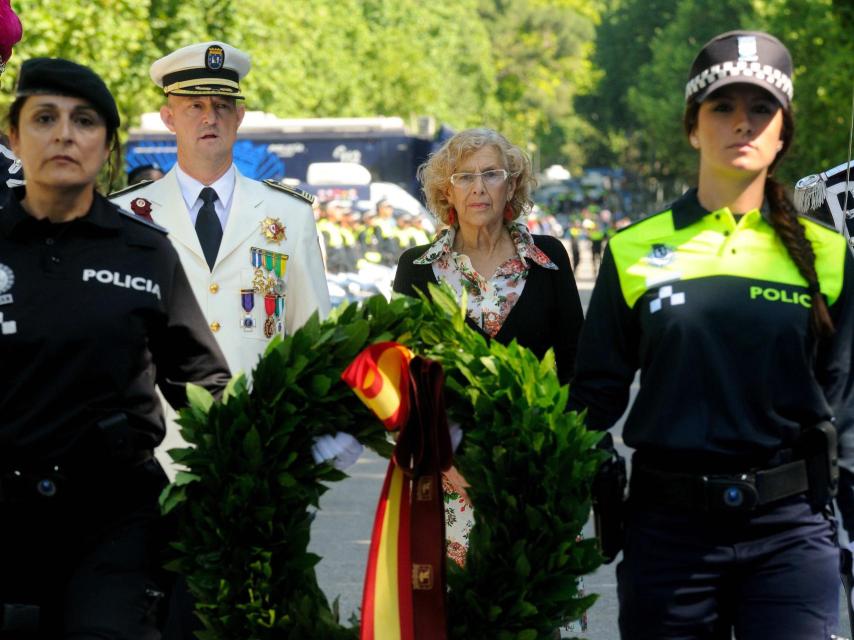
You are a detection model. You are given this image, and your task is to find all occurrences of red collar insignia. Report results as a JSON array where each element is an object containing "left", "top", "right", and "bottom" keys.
[{"left": 130, "top": 197, "right": 153, "bottom": 221}]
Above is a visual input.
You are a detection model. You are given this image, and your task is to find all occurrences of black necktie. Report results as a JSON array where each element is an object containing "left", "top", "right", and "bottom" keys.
[{"left": 195, "top": 187, "right": 221, "bottom": 270}]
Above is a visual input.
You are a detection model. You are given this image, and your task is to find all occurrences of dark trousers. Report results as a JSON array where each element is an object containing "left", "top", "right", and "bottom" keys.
[
  {"left": 617, "top": 494, "right": 840, "bottom": 639},
  {"left": 0, "top": 459, "right": 170, "bottom": 639}
]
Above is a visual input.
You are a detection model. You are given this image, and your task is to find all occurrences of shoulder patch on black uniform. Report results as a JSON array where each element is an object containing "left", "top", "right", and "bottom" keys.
[
  {"left": 262, "top": 179, "right": 316, "bottom": 205},
  {"left": 117, "top": 207, "right": 168, "bottom": 234},
  {"left": 108, "top": 180, "right": 153, "bottom": 198}
]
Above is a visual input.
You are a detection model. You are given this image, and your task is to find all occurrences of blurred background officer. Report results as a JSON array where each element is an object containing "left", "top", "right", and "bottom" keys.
[
  {"left": 570, "top": 31, "right": 854, "bottom": 638},
  {"left": 0, "top": 0, "right": 23, "bottom": 200},
  {"left": 373, "top": 197, "right": 399, "bottom": 263},
  {"left": 110, "top": 41, "right": 331, "bottom": 379},
  {"left": 0, "top": 58, "right": 230, "bottom": 638},
  {"left": 127, "top": 162, "right": 165, "bottom": 186}
]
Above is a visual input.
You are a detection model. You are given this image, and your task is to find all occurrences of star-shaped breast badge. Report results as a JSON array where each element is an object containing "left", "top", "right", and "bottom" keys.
[{"left": 261, "top": 217, "right": 286, "bottom": 243}]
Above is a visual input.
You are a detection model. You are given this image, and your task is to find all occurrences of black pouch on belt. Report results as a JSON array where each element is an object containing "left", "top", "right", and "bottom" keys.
[
  {"left": 95, "top": 413, "right": 136, "bottom": 460},
  {"left": 798, "top": 420, "right": 839, "bottom": 510},
  {"left": 592, "top": 433, "right": 627, "bottom": 564}
]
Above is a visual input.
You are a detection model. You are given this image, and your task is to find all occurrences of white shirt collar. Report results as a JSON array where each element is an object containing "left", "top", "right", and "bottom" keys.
[{"left": 175, "top": 163, "right": 237, "bottom": 213}]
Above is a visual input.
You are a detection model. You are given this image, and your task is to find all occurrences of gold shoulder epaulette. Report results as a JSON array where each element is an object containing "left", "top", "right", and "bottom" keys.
[
  {"left": 108, "top": 179, "right": 153, "bottom": 198},
  {"left": 262, "top": 179, "right": 316, "bottom": 205}
]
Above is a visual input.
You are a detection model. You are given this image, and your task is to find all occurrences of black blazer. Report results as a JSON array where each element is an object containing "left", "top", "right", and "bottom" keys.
[{"left": 393, "top": 234, "right": 584, "bottom": 385}]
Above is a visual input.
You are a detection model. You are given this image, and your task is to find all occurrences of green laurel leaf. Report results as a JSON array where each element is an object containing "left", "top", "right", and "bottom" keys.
[{"left": 166, "top": 284, "right": 601, "bottom": 637}]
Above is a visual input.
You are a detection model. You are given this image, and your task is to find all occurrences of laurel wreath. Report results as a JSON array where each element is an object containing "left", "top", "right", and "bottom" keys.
[{"left": 161, "top": 284, "right": 603, "bottom": 639}]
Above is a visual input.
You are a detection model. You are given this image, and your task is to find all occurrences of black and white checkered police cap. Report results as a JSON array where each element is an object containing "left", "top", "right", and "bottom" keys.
[{"left": 685, "top": 30, "right": 793, "bottom": 110}]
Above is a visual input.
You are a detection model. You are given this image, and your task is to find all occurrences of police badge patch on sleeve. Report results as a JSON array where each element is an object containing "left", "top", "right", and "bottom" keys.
[
  {"left": 0, "top": 312, "right": 16, "bottom": 335},
  {"left": 647, "top": 244, "right": 676, "bottom": 267},
  {"left": 0, "top": 263, "right": 15, "bottom": 306}
]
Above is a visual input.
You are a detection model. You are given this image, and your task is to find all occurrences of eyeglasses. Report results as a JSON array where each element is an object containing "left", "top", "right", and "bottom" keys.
[{"left": 449, "top": 169, "right": 509, "bottom": 188}]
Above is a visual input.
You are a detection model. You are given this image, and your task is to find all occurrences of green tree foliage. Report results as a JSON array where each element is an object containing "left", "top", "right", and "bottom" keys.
[
  {"left": 5, "top": 0, "right": 844, "bottom": 198},
  {"left": 478, "top": 0, "right": 600, "bottom": 171},
  {"left": 166, "top": 287, "right": 602, "bottom": 637},
  {"left": 575, "top": 0, "right": 681, "bottom": 167},
  {"left": 147, "top": 0, "right": 219, "bottom": 55},
  {"left": 2, "top": 1, "right": 600, "bottom": 175},
  {"left": 625, "top": 0, "right": 755, "bottom": 192},
  {"left": 355, "top": 0, "right": 498, "bottom": 127},
  {"left": 760, "top": 0, "right": 854, "bottom": 179},
  {"left": 4, "top": 1, "right": 164, "bottom": 134},
  {"left": 581, "top": 0, "right": 853, "bottom": 207},
  {"left": 229, "top": 0, "right": 498, "bottom": 128}
]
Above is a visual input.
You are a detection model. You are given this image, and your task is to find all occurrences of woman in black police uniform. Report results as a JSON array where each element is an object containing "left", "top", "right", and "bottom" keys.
[
  {"left": 0, "top": 59, "right": 230, "bottom": 637},
  {"left": 570, "top": 31, "right": 854, "bottom": 639}
]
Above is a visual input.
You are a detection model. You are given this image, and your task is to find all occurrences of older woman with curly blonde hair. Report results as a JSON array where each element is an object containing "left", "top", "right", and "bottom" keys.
[
  {"left": 393, "top": 128, "right": 584, "bottom": 581},
  {"left": 395, "top": 128, "right": 583, "bottom": 382}
]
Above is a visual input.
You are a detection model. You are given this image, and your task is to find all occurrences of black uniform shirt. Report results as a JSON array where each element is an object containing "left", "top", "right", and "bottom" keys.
[
  {"left": 0, "top": 188, "right": 230, "bottom": 464},
  {"left": 568, "top": 190, "right": 854, "bottom": 534},
  {"left": 569, "top": 189, "right": 854, "bottom": 467}
]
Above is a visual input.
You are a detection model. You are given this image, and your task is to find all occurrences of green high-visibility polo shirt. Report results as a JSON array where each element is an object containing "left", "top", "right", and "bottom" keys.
[{"left": 569, "top": 188, "right": 854, "bottom": 525}]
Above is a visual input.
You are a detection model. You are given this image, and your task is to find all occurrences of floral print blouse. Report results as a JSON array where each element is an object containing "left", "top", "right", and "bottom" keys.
[
  {"left": 414, "top": 221, "right": 559, "bottom": 564},
  {"left": 411, "top": 222, "right": 585, "bottom": 630},
  {"left": 413, "top": 222, "right": 558, "bottom": 337}
]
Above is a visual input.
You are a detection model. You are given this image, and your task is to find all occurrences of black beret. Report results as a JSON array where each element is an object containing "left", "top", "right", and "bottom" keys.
[{"left": 16, "top": 57, "right": 120, "bottom": 130}]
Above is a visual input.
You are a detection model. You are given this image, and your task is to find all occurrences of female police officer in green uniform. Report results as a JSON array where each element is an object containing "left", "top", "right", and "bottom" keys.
[
  {"left": 0, "top": 58, "right": 230, "bottom": 636},
  {"left": 570, "top": 31, "right": 854, "bottom": 638}
]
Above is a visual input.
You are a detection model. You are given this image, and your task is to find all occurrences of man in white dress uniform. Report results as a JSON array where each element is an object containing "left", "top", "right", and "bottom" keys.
[
  {"left": 112, "top": 43, "right": 360, "bottom": 478},
  {"left": 111, "top": 42, "right": 330, "bottom": 377}
]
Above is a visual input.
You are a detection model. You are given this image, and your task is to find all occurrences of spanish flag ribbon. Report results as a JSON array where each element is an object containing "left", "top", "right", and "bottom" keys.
[
  {"left": 341, "top": 342, "right": 414, "bottom": 431},
  {"left": 342, "top": 343, "right": 451, "bottom": 640}
]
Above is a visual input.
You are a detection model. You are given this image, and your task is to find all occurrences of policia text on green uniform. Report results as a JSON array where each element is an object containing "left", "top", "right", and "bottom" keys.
[{"left": 571, "top": 30, "right": 854, "bottom": 639}]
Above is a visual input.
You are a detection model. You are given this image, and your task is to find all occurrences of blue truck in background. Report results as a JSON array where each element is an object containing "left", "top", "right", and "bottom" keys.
[{"left": 124, "top": 113, "right": 453, "bottom": 200}]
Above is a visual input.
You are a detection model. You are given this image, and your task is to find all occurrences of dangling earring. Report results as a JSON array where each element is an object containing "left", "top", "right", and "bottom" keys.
[
  {"left": 447, "top": 207, "right": 456, "bottom": 226},
  {"left": 503, "top": 204, "right": 515, "bottom": 221}
]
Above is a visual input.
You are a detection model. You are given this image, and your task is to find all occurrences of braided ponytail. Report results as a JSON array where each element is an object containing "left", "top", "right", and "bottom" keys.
[
  {"left": 764, "top": 176, "right": 835, "bottom": 339},
  {"left": 686, "top": 100, "right": 834, "bottom": 340}
]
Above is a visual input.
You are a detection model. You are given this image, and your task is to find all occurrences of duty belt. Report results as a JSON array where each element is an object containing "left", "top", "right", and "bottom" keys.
[
  {"left": 630, "top": 459, "right": 809, "bottom": 512},
  {"left": 0, "top": 449, "right": 154, "bottom": 503}
]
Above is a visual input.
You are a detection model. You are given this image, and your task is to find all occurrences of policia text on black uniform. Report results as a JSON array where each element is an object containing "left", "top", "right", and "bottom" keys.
[
  {"left": 570, "top": 31, "right": 854, "bottom": 639},
  {"left": 0, "top": 59, "right": 230, "bottom": 637}
]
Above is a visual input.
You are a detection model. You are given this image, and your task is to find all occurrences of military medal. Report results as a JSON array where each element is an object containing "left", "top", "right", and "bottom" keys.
[
  {"left": 275, "top": 294, "right": 285, "bottom": 335},
  {"left": 240, "top": 289, "right": 256, "bottom": 331},
  {"left": 250, "top": 247, "right": 290, "bottom": 297},
  {"left": 263, "top": 294, "right": 277, "bottom": 338},
  {"left": 251, "top": 247, "right": 266, "bottom": 293},
  {"left": 261, "top": 217, "right": 286, "bottom": 243},
  {"left": 268, "top": 252, "right": 288, "bottom": 296},
  {"left": 264, "top": 251, "right": 279, "bottom": 295},
  {"left": 277, "top": 253, "right": 289, "bottom": 293}
]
